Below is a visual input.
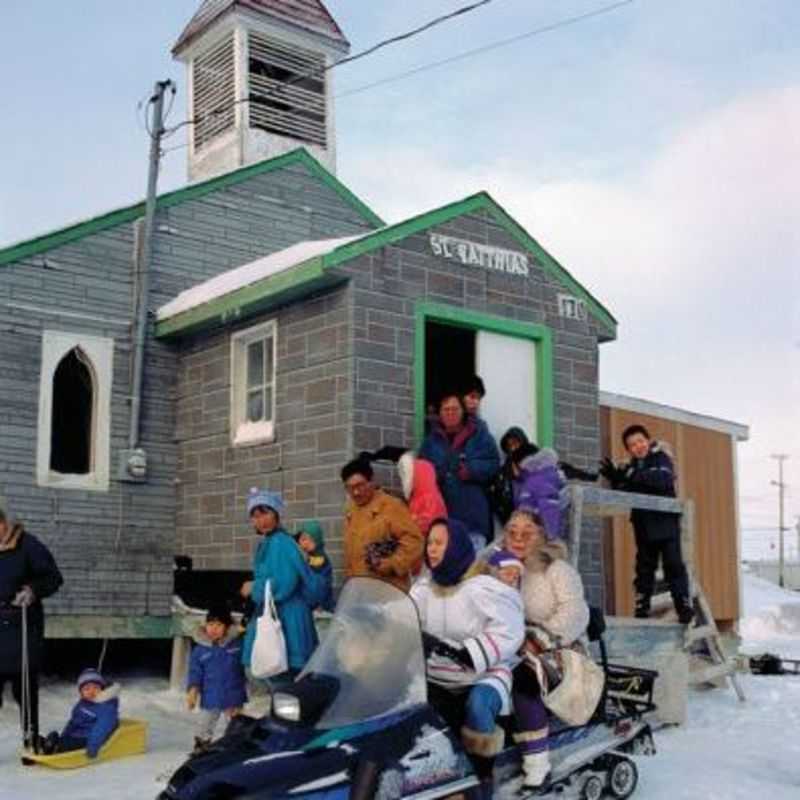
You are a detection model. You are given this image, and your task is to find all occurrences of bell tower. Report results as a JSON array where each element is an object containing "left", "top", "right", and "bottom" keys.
[{"left": 173, "top": 0, "right": 349, "bottom": 181}]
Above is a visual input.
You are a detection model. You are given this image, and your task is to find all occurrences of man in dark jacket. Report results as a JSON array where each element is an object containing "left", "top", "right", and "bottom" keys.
[
  {"left": 599, "top": 425, "right": 693, "bottom": 624},
  {"left": 0, "top": 507, "right": 63, "bottom": 750}
]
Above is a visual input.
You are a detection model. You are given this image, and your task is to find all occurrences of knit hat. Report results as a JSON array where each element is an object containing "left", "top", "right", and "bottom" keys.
[
  {"left": 427, "top": 518, "right": 475, "bottom": 587},
  {"left": 206, "top": 603, "right": 233, "bottom": 626},
  {"left": 487, "top": 547, "right": 524, "bottom": 574},
  {"left": 77, "top": 668, "right": 107, "bottom": 691},
  {"left": 246, "top": 487, "right": 284, "bottom": 518},
  {"left": 397, "top": 451, "right": 415, "bottom": 501}
]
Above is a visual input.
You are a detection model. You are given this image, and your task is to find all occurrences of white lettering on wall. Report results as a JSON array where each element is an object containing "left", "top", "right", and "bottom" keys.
[
  {"left": 557, "top": 293, "right": 588, "bottom": 321},
  {"left": 428, "top": 233, "right": 529, "bottom": 277}
]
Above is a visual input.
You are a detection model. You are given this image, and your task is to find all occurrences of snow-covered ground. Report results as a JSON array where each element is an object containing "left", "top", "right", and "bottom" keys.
[{"left": 1, "top": 572, "right": 799, "bottom": 799}]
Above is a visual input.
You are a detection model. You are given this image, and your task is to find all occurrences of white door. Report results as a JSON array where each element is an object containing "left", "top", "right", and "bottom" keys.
[{"left": 475, "top": 331, "right": 537, "bottom": 445}]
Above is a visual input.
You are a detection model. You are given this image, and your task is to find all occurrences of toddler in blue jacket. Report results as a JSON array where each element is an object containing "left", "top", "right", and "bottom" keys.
[
  {"left": 187, "top": 604, "right": 247, "bottom": 753},
  {"left": 41, "top": 668, "right": 120, "bottom": 757}
]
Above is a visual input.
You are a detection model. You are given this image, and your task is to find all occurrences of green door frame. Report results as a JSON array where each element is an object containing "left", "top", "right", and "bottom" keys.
[{"left": 414, "top": 301, "right": 554, "bottom": 445}]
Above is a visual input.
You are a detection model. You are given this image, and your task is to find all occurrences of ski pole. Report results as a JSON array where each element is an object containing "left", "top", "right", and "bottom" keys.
[{"left": 21, "top": 603, "right": 32, "bottom": 751}]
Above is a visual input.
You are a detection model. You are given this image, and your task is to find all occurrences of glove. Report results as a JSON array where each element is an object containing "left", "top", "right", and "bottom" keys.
[
  {"left": 186, "top": 687, "right": 199, "bottom": 711},
  {"left": 421, "top": 632, "right": 475, "bottom": 669},
  {"left": 598, "top": 458, "right": 627, "bottom": 488},
  {"left": 12, "top": 586, "right": 35, "bottom": 607}
]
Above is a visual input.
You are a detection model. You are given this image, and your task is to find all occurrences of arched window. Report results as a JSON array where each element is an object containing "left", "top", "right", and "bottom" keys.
[
  {"left": 37, "top": 331, "right": 113, "bottom": 491},
  {"left": 49, "top": 347, "right": 95, "bottom": 474}
]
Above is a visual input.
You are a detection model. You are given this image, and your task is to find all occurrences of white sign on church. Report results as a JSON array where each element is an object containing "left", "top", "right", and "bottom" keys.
[{"left": 429, "top": 233, "right": 529, "bottom": 277}]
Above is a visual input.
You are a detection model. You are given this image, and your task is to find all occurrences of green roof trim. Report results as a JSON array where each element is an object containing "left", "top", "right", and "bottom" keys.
[
  {"left": 154, "top": 255, "right": 344, "bottom": 338},
  {"left": 157, "top": 189, "right": 617, "bottom": 340},
  {"left": 0, "top": 148, "right": 384, "bottom": 266},
  {"left": 321, "top": 191, "right": 617, "bottom": 338}
]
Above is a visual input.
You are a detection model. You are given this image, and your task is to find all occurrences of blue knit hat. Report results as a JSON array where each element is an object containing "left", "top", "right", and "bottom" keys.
[
  {"left": 246, "top": 487, "right": 284, "bottom": 518},
  {"left": 77, "top": 668, "right": 107, "bottom": 690}
]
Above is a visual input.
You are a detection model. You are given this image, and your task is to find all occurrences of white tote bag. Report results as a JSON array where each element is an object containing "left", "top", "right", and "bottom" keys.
[{"left": 250, "top": 581, "right": 288, "bottom": 679}]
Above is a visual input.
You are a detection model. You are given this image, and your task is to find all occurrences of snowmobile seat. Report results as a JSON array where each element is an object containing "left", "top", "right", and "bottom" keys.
[{"left": 20, "top": 718, "right": 148, "bottom": 769}]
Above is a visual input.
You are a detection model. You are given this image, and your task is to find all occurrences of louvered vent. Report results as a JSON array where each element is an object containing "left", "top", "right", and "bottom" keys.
[
  {"left": 192, "top": 32, "right": 236, "bottom": 150},
  {"left": 248, "top": 32, "right": 327, "bottom": 148}
]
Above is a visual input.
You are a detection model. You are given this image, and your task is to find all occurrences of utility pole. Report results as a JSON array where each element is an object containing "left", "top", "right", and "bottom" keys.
[
  {"left": 770, "top": 454, "right": 789, "bottom": 588},
  {"left": 122, "top": 79, "right": 174, "bottom": 481}
]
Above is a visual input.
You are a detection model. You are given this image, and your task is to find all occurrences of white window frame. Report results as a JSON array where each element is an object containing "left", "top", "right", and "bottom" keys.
[
  {"left": 230, "top": 319, "right": 277, "bottom": 447},
  {"left": 37, "top": 331, "right": 113, "bottom": 491}
]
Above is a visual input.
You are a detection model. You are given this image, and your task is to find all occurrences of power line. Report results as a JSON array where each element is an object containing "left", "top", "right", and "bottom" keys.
[
  {"left": 338, "top": 0, "right": 636, "bottom": 99},
  {"left": 162, "top": 0, "right": 498, "bottom": 138}
]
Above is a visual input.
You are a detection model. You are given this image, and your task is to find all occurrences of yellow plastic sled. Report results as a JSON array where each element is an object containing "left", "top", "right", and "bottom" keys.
[{"left": 21, "top": 718, "right": 148, "bottom": 769}]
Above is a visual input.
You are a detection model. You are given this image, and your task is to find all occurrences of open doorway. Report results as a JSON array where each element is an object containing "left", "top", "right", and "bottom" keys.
[
  {"left": 421, "top": 316, "right": 541, "bottom": 446},
  {"left": 424, "top": 321, "right": 475, "bottom": 415}
]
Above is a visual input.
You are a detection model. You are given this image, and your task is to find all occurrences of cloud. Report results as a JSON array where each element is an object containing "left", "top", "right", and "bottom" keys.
[{"left": 341, "top": 86, "right": 800, "bottom": 530}]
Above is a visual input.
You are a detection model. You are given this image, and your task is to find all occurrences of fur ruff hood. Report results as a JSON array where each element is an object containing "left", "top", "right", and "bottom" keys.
[
  {"left": 525, "top": 540, "right": 569, "bottom": 571},
  {"left": 192, "top": 624, "right": 242, "bottom": 647},
  {"left": 519, "top": 447, "right": 559, "bottom": 472}
]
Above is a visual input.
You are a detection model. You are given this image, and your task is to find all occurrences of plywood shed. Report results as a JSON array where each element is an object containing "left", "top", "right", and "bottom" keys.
[{"left": 599, "top": 391, "right": 749, "bottom": 629}]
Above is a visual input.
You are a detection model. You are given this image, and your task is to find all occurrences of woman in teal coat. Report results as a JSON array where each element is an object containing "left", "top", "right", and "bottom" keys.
[{"left": 240, "top": 489, "right": 323, "bottom": 674}]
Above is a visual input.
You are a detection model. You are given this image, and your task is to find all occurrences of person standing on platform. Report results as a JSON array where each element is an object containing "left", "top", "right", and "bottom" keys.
[{"left": 599, "top": 424, "right": 693, "bottom": 624}]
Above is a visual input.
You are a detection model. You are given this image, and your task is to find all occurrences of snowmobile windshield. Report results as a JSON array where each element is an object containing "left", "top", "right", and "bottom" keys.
[{"left": 298, "top": 577, "right": 427, "bottom": 729}]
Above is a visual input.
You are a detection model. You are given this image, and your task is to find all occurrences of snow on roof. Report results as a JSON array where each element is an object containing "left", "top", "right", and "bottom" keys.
[{"left": 156, "top": 235, "right": 359, "bottom": 321}]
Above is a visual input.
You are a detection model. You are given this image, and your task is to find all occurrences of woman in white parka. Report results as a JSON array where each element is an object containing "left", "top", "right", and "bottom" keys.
[
  {"left": 504, "top": 509, "right": 590, "bottom": 790},
  {"left": 411, "top": 517, "right": 524, "bottom": 799}
]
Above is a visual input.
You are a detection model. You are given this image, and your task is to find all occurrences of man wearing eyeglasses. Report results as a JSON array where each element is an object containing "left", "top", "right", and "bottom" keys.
[{"left": 340, "top": 457, "right": 423, "bottom": 592}]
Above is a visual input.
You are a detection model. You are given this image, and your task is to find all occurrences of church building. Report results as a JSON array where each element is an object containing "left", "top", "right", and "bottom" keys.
[{"left": 0, "top": 0, "right": 622, "bottom": 640}]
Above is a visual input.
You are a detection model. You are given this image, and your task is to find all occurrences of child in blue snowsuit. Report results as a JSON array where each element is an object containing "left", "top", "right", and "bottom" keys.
[
  {"left": 42, "top": 668, "right": 119, "bottom": 757},
  {"left": 187, "top": 604, "right": 247, "bottom": 753}
]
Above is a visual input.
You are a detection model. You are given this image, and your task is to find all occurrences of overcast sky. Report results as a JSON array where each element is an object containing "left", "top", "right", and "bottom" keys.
[{"left": 1, "top": 1, "right": 798, "bottom": 559}]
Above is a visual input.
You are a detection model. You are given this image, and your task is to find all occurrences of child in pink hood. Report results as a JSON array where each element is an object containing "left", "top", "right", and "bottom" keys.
[{"left": 398, "top": 453, "right": 448, "bottom": 536}]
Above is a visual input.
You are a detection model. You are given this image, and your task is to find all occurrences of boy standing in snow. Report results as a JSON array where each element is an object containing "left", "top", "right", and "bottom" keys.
[
  {"left": 186, "top": 604, "right": 247, "bottom": 753},
  {"left": 599, "top": 424, "right": 693, "bottom": 624},
  {"left": 41, "top": 668, "right": 120, "bottom": 757}
]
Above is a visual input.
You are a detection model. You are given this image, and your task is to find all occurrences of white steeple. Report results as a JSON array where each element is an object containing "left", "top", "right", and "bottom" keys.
[{"left": 173, "top": 0, "right": 349, "bottom": 181}]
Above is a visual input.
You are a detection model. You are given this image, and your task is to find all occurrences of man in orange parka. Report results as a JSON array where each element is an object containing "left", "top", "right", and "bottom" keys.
[{"left": 340, "top": 458, "right": 423, "bottom": 592}]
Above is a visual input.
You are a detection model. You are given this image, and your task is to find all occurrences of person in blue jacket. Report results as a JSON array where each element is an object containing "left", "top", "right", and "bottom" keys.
[
  {"left": 295, "top": 520, "right": 335, "bottom": 613},
  {"left": 419, "top": 391, "right": 500, "bottom": 548},
  {"left": 41, "top": 668, "right": 119, "bottom": 757},
  {"left": 240, "top": 489, "right": 323, "bottom": 676},
  {"left": 186, "top": 604, "right": 247, "bottom": 753}
]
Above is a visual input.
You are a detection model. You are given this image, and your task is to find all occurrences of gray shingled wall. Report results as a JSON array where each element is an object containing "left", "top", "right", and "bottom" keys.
[
  {"left": 173, "top": 285, "right": 353, "bottom": 573},
  {"left": 337, "top": 208, "right": 607, "bottom": 605},
  {"left": 170, "top": 206, "right": 610, "bottom": 604},
  {"left": 0, "top": 159, "right": 374, "bottom": 620}
]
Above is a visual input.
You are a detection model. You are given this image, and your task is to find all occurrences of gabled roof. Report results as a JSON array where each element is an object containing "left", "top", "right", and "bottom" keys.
[
  {"left": 172, "top": 0, "right": 349, "bottom": 56},
  {"left": 156, "top": 191, "right": 617, "bottom": 340},
  {"left": 0, "top": 148, "right": 383, "bottom": 267}
]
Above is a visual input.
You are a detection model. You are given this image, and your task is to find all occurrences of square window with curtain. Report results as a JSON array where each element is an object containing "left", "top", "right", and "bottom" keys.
[{"left": 230, "top": 320, "right": 277, "bottom": 446}]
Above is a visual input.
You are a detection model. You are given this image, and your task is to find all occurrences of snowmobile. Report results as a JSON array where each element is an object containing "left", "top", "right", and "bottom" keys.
[{"left": 158, "top": 578, "right": 656, "bottom": 800}]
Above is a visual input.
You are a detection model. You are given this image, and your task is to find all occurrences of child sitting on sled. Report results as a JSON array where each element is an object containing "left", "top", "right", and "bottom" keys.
[
  {"left": 186, "top": 604, "right": 247, "bottom": 754},
  {"left": 41, "top": 668, "right": 120, "bottom": 758}
]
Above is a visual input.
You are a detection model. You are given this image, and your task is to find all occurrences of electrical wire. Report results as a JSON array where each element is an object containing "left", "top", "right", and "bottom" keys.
[
  {"left": 338, "top": 0, "right": 636, "bottom": 99},
  {"left": 162, "top": 0, "right": 498, "bottom": 138}
]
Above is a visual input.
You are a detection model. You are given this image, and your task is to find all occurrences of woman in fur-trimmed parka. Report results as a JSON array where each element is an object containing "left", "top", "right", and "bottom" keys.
[
  {"left": 504, "top": 510, "right": 590, "bottom": 790},
  {"left": 411, "top": 517, "right": 524, "bottom": 798}
]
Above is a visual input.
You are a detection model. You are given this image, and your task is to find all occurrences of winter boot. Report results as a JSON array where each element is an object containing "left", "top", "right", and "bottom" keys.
[
  {"left": 675, "top": 598, "right": 695, "bottom": 625},
  {"left": 521, "top": 751, "right": 551, "bottom": 790},
  {"left": 192, "top": 736, "right": 211, "bottom": 756},
  {"left": 634, "top": 594, "right": 651, "bottom": 619}
]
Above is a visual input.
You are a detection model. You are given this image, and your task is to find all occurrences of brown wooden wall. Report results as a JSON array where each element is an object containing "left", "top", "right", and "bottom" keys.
[{"left": 599, "top": 405, "right": 740, "bottom": 625}]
